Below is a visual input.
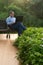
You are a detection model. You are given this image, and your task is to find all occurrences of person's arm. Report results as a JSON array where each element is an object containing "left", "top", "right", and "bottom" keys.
[
  {"left": 6, "top": 18, "right": 10, "bottom": 25},
  {"left": 6, "top": 17, "right": 16, "bottom": 25},
  {"left": 11, "top": 17, "right": 16, "bottom": 23}
]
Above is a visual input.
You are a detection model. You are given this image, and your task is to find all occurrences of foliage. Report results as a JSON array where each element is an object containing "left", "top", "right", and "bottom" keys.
[
  {"left": 0, "top": 0, "right": 43, "bottom": 27},
  {"left": 7, "top": 4, "right": 24, "bottom": 15},
  {"left": 0, "top": 12, "right": 8, "bottom": 19},
  {"left": 29, "top": 0, "right": 43, "bottom": 19},
  {"left": 23, "top": 14, "right": 43, "bottom": 27},
  {"left": 14, "top": 28, "right": 43, "bottom": 65}
]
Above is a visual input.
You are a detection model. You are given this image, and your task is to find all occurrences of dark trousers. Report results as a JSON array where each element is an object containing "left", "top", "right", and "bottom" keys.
[{"left": 8, "top": 22, "right": 26, "bottom": 36}]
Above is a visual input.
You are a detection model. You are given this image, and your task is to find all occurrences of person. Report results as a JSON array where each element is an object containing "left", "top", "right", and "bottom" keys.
[{"left": 6, "top": 11, "right": 26, "bottom": 36}]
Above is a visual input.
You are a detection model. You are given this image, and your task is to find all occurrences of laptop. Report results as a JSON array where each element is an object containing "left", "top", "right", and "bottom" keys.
[{"left": 16, "top": 16, "right": 23, "bottom": 22}]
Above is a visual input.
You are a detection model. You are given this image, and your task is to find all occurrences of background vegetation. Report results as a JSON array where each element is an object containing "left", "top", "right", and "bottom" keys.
[{"left": 0, "top": 0, "right": 43, "bottom": 27}]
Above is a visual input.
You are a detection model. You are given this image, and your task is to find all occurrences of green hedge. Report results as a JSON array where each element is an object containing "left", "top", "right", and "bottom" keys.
[{"left": 14, "top": 28, "right": 43, "bottom": 65}]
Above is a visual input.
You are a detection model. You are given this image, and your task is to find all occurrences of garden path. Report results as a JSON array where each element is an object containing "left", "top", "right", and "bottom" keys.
[{"left": 0, "top": 34, "right": 19, "bottom": 65}]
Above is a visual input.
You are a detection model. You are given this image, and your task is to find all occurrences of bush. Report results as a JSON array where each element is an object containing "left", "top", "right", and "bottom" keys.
[
  {"left": 23, "top": 14, "right": 43, "bottom": 27},
  {"left": 14, "top": 28, "right": 43, "bottom": 65},
  {"left": 8, "top": 4, "right": 24, "bottom": 16},
  {"left": 0, "top": 12, "right": 8, "bottom": 19},
  {"left": 29, "top": 0, "right": 43, "bottom": 19}
]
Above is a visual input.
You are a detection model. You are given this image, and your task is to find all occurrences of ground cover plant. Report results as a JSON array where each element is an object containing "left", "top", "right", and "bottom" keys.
[{"left": 14, "top": 28, "right": 43, "bottom": 65}]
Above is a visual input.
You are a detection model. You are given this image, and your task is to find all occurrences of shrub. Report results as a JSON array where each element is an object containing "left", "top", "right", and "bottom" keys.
[
  {"left": 8, "top": 4, "right": 24, "bottom": 16},
  {"left": 23, "top": 14, "right": 43, "bottom": 27},
  {"left": 0, "top": 12, "right": 8, "bottom": 19},
  {"left": 14, "top": 28, "right": 43, "bottom": 65}
]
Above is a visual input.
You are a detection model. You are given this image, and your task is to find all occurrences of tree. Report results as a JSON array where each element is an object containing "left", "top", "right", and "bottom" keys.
[{"left": 29, "top": 0, "right": 43, "bottom": 19}]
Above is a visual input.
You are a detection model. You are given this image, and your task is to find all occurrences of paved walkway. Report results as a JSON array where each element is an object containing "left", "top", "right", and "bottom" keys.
[
  {"left": 0, "top": 35, "right": 19, "bottom": 65},
  {"left": 0, "top": 34, "right": 18, "bottom": 40}
]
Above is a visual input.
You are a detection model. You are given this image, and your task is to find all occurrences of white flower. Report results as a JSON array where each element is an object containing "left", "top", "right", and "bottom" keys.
[
  {"left": 27, "top": 64, "right": 28, "bottom": 65},
  {"left": 41, "top": 38, "right": 43, "bottom": 40},
  {"left": 40, "top": 45, "right": 43, "bottom": 47},
  {"left": 42, "top": 33, "right": 43, "bottom": 35}
]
